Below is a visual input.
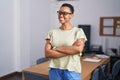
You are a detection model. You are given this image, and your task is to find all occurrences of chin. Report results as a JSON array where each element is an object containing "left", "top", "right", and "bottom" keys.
[{"left": 59, "top": 21, "right": 65, "bottom": 24}]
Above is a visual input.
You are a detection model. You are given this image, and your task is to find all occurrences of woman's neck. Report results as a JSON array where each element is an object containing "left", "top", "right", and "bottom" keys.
[{"left": 60, "top": 23, "right": 73, "bottom": 30}]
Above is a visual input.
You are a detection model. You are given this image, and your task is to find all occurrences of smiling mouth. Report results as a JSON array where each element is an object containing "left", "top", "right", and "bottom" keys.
[{"left": 59, "top": 18, "right": 64, "bottom": 21}]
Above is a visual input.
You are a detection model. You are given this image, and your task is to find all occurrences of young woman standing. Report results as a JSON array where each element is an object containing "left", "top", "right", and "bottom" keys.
[{"left": 45, "top": 3, "right": 87, "bottom": 80}]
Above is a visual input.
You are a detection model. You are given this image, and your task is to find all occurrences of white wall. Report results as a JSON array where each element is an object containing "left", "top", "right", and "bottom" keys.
[
  {"left": 0, "top": 0, "right": 120, "bottom": 77},
  {"left": 30, "top": 0, "right": 51, "bottom": 65},
  {"left": 78, "top": 0, "right": 120, "bottom": 54},
  {"left": 20, "top": 0, "right": 31, "bottom": 70},
  {"left": 0, "top": 0, "right": 15, "bottom": 77},
  {"left": 0, "top": 0, "right": 51, "bottom": 77},
  {"left": 20, "top": 0, "right": 51, "bottom": 69}
]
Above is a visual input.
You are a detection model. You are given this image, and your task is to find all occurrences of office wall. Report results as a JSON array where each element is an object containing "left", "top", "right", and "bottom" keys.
[
  {"left": 0, "top": 0, "right": 15, "bottom": 77},
  {"left": 29, "top": 0, "right": 51, "bottom": 65},
  {"left": 78, "top": 0, "right": 120, "bottom": 53},
  {"left": 0, "top": 0, "right": 51, "bottom": 77},
  {"left": 0, "top": 0, "right": 120, "bottom": 77},
  {"left": 20, "top": 0, "right": 51, "bottom": 70},
  {"left": 20, "top": 0, "right": 31, "bottom": 71}
]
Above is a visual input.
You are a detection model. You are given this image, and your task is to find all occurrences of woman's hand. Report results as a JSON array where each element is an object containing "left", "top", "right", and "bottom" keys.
[
  {"left": 45, "top": 40, "right": 68, "bottom": 58},
  {"left": 55, "top": 38, "right": 85, "bottom": 55},
  {"left": 73, "top": 39, "right": 83, "bottom": 46}
]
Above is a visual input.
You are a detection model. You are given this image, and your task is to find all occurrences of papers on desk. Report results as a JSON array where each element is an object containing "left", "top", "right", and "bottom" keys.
[
  {"left": 82, "top": 58, "right": 101, "bottom": 62},
  {"left": 95, "top": 54, "right": 109, "bottom": 58}
]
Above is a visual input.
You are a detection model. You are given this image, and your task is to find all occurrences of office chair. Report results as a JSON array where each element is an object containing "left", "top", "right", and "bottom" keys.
[
  {"left": 90, "top": 67, "right": 99, "bottom": 80},
  {"left": 36, "top": 57, "right": 49, "bottom": 64},
  {"left": 99, "top": 64, "right": 108, "bottom": 80},
  {"left": 91, "top": 64, "right": 108, "bottom": 80},
  {"left": 107, "top": 60, "right": 120, "bottom": 80}
]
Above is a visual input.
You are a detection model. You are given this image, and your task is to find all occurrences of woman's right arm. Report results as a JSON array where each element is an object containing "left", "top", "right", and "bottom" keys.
[{"left": 45, "top": 40, "right": 68, "bottom": 58}]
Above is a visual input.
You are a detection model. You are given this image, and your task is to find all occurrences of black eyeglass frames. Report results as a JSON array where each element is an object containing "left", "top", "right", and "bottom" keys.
[{"left": 57, "top": 11, "right": 72, "bottom": 16}]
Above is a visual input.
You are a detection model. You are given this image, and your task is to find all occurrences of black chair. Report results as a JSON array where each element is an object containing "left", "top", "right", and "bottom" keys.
[
  {"left": 90, "top": 67, "right": 99, "bottom": 80},
  {"left": 99, "top": 64, "right": 108, "bottom": 80},
  {"left": 106, "top": 60, "right": 120, "bottom": 80},
  {"left": 91, "top": 64, "right": 108, "bottom": 80},
  {"left": 36, "top": 57, "right": 49, "bottom": 64}
]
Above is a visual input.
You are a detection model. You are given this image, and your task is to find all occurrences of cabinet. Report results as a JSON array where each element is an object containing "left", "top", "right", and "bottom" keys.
[{"left": 100, "top": 17, "right": 120, "bottom": 36}]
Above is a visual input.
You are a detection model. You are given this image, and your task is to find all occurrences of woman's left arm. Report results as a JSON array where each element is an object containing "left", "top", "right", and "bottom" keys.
[{"left": 55, "top": 38, "right": 85, "bottom": 55}]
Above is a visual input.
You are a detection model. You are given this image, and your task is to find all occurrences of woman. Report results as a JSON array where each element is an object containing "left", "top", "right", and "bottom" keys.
[{"left": 45, "top": 3, "right": 87, "bottom": 80}]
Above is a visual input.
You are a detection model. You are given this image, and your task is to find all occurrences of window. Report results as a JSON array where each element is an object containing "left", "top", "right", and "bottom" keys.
[{"left": 100, "top": 17, "right": 120, "bottom": 36}]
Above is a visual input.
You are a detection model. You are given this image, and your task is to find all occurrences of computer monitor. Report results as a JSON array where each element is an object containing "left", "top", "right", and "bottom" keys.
[{"left": 78, "top": 24, "right": 91, "bottom": 54}]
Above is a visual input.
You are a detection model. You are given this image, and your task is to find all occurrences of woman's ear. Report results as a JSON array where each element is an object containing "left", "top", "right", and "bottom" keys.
[{"left": 70, "top": 14, "right": 74, "bottom": 19}]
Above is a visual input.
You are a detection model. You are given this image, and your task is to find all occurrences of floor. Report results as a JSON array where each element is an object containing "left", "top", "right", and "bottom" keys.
[{"left": 0, "top": 72, "right": 22, "bottom": 80}]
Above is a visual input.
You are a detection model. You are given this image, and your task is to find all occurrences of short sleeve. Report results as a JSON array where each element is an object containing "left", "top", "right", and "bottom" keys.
[
  {"left": 45, "top": 30, "right": 53, "bottom": 40},
  {"left": 76, "top": 28, "right": 87, "bottom": 42}
]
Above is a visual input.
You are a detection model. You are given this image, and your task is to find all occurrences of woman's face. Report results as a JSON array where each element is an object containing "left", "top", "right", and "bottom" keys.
[{"left": 57, "top": 6, "right": 73, "bottom": 24}]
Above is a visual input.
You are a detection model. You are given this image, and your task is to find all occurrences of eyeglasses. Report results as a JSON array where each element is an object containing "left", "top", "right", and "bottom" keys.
[{"left": 57, "top": 11, "right": 72, "bottom": 16}]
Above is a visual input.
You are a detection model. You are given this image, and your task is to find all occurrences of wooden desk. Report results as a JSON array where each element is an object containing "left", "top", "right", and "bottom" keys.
[
  {"left": 81, "top": 56, "right": 110, "bottom": 80},
  {"left": 22, "top": 55, "right": 110, "bottom": 80}
]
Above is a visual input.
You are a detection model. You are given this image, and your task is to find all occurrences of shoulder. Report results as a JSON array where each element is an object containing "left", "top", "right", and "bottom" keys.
[
  {"left": 73, "top": 27, "right": 84, "bottom": 32},
  {"left": 47, "top": 28, "right": 60, "bottom": 34},
  {"left": 49, "top": 28, "right": 60, "bottom": 32},
  {"left": 46, "top": 28, "right": 60, "bottom": 39}
]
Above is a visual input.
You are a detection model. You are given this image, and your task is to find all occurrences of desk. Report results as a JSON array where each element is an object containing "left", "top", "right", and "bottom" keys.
[
  {"left": 81, "top": 56, "right": 110, "bottom": 80},
  {"left": 22, "top": 55, "right": 110, "bottom": 80}
]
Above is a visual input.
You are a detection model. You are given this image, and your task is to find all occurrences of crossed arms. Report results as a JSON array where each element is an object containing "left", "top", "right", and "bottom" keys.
[{"left": 45, "top": 38, "right": 85, "bottom": 58}]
